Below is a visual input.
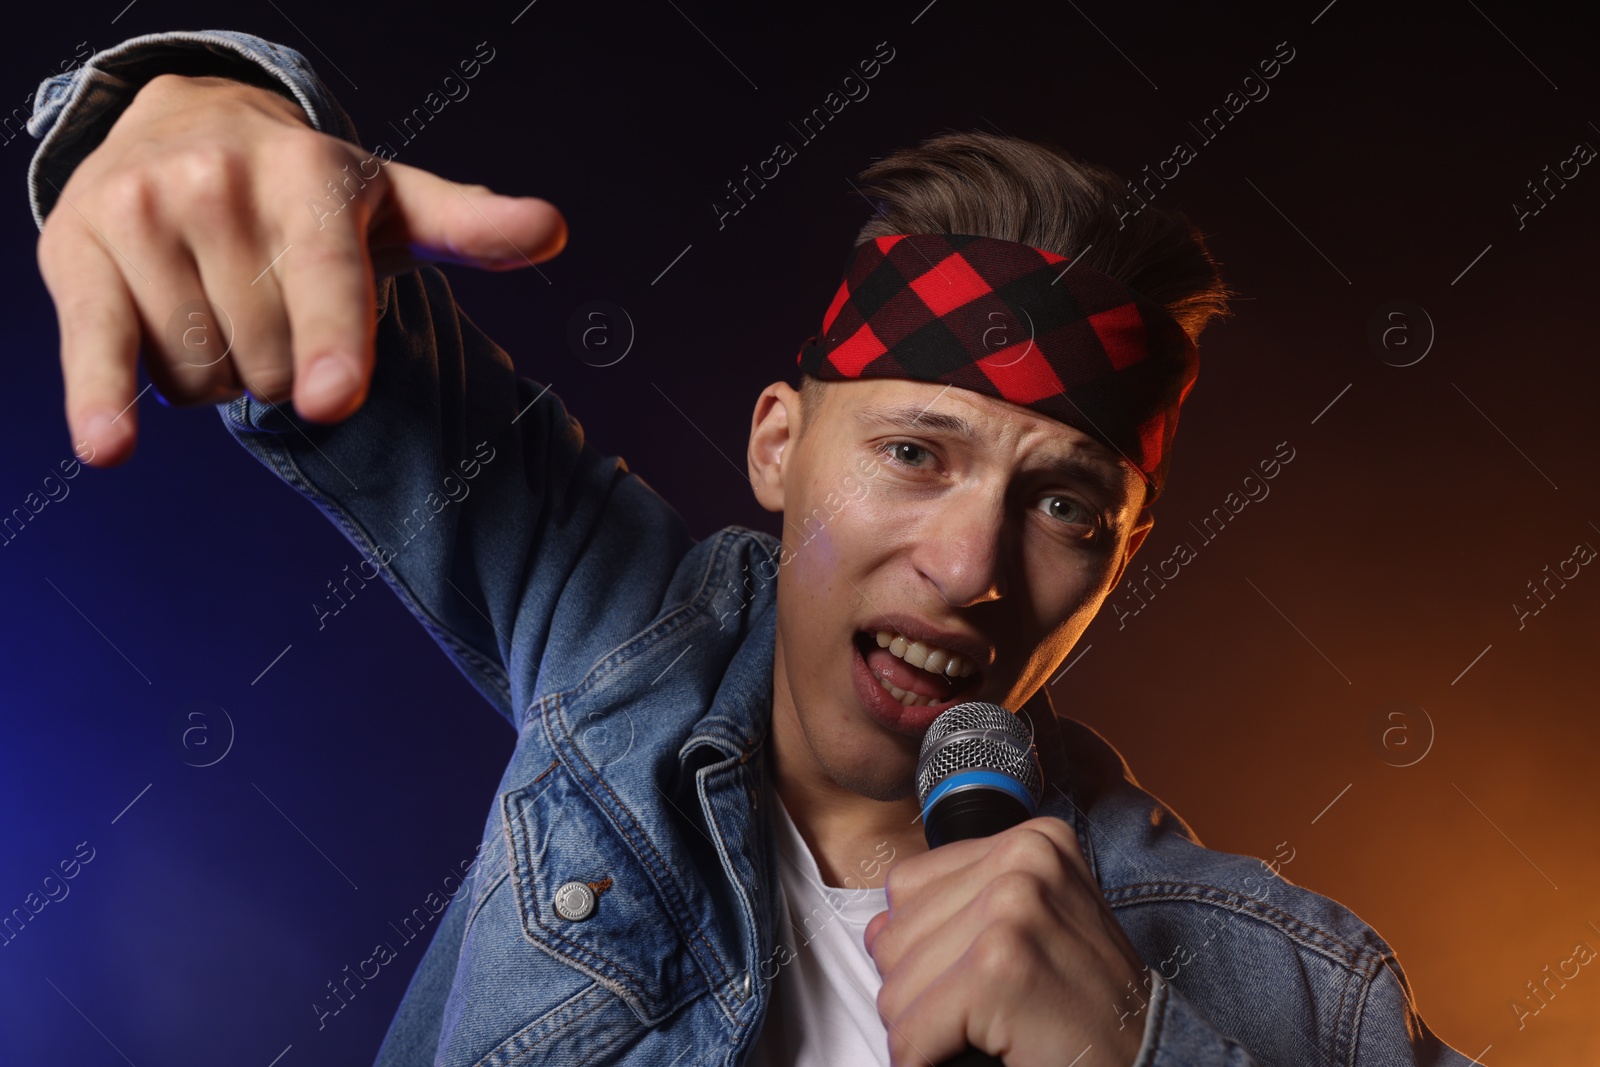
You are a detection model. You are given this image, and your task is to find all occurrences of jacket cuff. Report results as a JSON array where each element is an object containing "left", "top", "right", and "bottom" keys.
[{"left": 26, "top": 29, "right": 359, "bottom": 230}]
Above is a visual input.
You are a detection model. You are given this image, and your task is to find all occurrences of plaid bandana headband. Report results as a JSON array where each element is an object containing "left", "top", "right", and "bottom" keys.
[{"left": 795, "top": 233, "right": 1198, "bottom": 506}]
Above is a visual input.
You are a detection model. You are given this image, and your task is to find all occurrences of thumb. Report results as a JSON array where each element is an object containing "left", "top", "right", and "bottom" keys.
[{"left": 371, "top": 160, "right": 568, "bottom": 271}]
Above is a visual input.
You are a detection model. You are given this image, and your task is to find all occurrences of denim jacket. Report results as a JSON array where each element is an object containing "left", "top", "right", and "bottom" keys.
[{"left": 27, "top": 31, "right": 1475, "bottom": 1067}]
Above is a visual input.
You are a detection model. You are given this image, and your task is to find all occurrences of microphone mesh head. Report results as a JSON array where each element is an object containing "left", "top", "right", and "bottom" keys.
[{"left": 915, "top": 701, "right": 1042, "bottom": 807}]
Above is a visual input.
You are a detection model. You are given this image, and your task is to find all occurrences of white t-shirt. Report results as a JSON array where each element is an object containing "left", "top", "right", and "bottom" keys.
[{"left": 747, "top": 795, "right": 892, "bottom": 1066}]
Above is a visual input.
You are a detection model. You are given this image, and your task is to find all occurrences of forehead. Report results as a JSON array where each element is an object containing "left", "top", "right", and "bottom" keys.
[{"left": 824, "top": 378, "right": 1140, "bottom": 502}]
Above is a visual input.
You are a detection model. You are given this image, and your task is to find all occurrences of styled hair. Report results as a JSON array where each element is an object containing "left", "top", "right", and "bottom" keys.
[{"left": 797, "top": 129, "right": 1234, "bottom": 436}]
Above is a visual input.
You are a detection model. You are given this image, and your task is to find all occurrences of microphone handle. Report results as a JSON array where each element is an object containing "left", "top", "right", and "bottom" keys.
[{"left": 927, "top": 789, "right": 1034, "bottom": 1066}]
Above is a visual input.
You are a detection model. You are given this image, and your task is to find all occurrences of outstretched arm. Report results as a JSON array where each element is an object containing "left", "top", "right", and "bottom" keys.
[{"left": 26, "top": 33, "right": 697, "bottom": 725}]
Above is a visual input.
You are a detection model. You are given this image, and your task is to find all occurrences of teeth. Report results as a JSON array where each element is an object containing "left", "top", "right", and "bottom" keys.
[
  {"left": 875, "top": 673, "right": 935, "bottom": 706},
  {"left": 872, "top": 630, "right": 977, "bottom": 679}
]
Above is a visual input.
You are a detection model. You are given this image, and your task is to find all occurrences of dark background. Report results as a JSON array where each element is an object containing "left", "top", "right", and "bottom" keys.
[{"left": 2, "top": 0, "right": 1596, "bottom": 1062}]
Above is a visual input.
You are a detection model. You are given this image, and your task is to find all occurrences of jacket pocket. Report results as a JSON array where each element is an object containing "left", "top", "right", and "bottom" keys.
[
  {"left": 500, "top": 761, "right": 706, "bottom": 1026},
  {"left": 469, "top": 979, "right": 646, "bottom": 1067}
]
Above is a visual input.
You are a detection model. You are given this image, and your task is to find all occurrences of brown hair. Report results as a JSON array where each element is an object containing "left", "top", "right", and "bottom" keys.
[{"left": 797, "top": 129, "right": 1234, "bottom": 435}]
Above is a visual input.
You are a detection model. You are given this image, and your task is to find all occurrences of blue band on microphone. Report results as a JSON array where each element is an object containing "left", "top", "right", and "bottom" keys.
[{"left": 921, "top": 769, "right": 1039, "bottom": 823}]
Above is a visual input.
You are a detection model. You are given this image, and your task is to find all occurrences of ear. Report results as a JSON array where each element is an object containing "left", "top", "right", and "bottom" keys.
[
  {"left": 748, "top": 381, "right": 800, "bottom": 513},
  {"left": 1105, "top": 509, "right": 1155, "bottom": 592}
]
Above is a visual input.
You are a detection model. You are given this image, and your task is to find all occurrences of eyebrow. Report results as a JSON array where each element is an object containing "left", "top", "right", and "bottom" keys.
[{"left": 852, "top": 402, "right": 1131, "bottom": 504}]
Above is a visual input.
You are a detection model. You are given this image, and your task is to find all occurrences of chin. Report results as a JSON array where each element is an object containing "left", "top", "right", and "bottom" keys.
[
  {"left": 801, "top": 702, "right": 921, "bottom": 803},
  {"left": 822, "top": 758, "right": 918, "bottom": 803}
]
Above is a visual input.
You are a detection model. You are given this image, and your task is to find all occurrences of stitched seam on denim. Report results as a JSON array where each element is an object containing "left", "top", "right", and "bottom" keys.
[
  {"left": 509, "top": 777, "right": 651, "bottom": 992},
  {"left": 1142, "top": 972, "right": 1170, "bottom": 1065},
  {"left": 1104, "top": 885, "right": 1362, "bottom": 969},
  {"left": 1139, "top": 902, "right": 1350, "bottom": 1067},
  {"left": 557, "top": 526, "right": 737, "bottom": 696},
  {"left": 574, "top": 717, "right": 737, "bottom": 1002},
  {"left": 535, "top": 526, "right": 772, "bottom": 751},
  {"left": 504, "top": 529, "right": 753, "bottom": 1024},
  {"left": 469, "top": 981, "right": 609, "bottom": 1067},
  {"left": 513, "top": 1001, "right": 635, "bottom": 1067},
  {"left": 504, "top": 990, "right": 611, "bottom": 1067},
  {"left": 556, "top": 524, "right": 774, "bottom": 714},
  {"left": 1113, "top": 892, "right": 1355, "bottom": 971},
  {"left": 1336, "top": 949, "right": 1385, "bottom": 1067},
  {"left": 548, "top": 688, "right": 735, "bottom": 1022},
  {"left": 480, "top": 996, "right": 606, "bottom": 1067},
  {"left": 1045, "top": 784, "right": 1144, "bottom": 898},
  {"left": 1105, "top": 880, "right": 1363, "bottom": 958},
  {"left": 1331, "top": 951, "right": 1356, "bottom": 1066},
  {"left": 461, "top": 867, "right": 509, "bottom": 943},
  {"left": 696, "top": 754, "right": 763, "bottom": 1017},
  {"left": 498, "top": 786, "right": 641, "bottom": 1013},
  {"left": 239, "top": 417, "right": 514, "bottom": 711}
]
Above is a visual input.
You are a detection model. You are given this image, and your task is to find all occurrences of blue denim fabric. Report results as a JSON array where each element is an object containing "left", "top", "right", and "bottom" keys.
[{"left": 28, "top": 31, "right": 1477, "bottom": 1067}]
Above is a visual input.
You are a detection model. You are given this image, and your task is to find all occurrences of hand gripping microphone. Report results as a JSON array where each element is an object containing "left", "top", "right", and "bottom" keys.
[{"left": 914, "top": 701, "right": 1044, "bottom": 1066}]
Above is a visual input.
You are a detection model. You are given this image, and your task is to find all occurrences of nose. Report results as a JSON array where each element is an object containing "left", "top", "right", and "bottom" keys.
[{"left": 912, "top": 494, "right": 1010, "bottom": 607}]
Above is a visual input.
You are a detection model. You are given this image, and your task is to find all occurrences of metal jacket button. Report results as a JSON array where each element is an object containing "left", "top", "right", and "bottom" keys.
[{"left": 553, "top": 881, "right": 597, "bottom": 921}]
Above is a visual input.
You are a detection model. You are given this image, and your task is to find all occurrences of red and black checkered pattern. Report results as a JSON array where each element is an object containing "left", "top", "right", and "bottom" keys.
[{"left": 795, "top": 233, "right": 1198, "bottom": 505}]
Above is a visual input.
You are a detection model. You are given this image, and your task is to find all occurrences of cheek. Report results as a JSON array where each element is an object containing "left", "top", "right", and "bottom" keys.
[
  {"left": 779, "top": 524, "right": 839, "bottom": 642},
  {"left": 1020, "top": 540, "right": 1103, "bottom": 612},
  {"left": 794, "top": 524, "right": 840, "bottom": 574},
  {"left": 1012, "top": 549, "right": 1112, "bottom": 661}
]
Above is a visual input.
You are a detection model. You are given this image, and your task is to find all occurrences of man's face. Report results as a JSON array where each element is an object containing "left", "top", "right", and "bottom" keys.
[{"left": 747, "top": 377, "right": 1154, "bottom": 801}]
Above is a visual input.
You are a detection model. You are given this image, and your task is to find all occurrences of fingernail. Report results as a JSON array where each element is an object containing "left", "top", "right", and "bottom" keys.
[{"left": 302, "top": 357, "right": 356, "bottom": 408}]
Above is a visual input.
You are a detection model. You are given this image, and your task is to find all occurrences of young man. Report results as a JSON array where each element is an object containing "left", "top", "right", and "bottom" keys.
[{"left": 28, "top": 30, "right": 1472, "bottom": 1067}]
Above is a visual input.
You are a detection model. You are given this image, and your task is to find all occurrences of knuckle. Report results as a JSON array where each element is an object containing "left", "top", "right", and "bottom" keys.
[
  {"left": 875, "top": 979, "right": 893, "bottom": 1019},
  {"left": 981, "top": 869, "right": 1047, "bottom": 917},
  {"left": 137, "top": 72, "right": 196, "bottom": 104},
  {"left": 1027, "top": 815, "right": 1078, "bottom": 852},
  {"left": 869, "top": 927, "right": 896, "bottom": 966},
  {"left": 280, "top": 130, "right": 344, "bottom": 171},
  {"left": 969, "top": 923, "right": 1025, "bottom": 975},
  {"left": 285, "top": 137, "right": 378, "bottom": 205},
  {"left": 992, "top": 831, "right": 1053, "bottom": 876},
  {"left": 101, "top": 167, "right": 160, "bottom": 223},
  {"left": 164, "top": 145, "right": 247, "bottom": 203}
]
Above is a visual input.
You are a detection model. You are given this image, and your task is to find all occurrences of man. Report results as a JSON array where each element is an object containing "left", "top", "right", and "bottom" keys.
[{"left": 28, "top": 29, "right": 1472, "bottom": 1066}]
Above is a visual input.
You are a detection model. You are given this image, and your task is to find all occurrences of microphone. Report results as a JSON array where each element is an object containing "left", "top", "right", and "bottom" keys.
[{"left": 914, "top": 701, "right": 1044, "bottom": 1066}]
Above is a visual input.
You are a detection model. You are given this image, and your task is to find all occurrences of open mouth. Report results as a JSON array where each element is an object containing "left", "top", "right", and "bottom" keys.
[{"left": 852, "top": 629, "right": 983, "bottom": 708}]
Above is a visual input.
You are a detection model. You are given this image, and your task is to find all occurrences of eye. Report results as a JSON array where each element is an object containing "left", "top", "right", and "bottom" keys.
[
  {"left": 1037, "top": 494, "right": 1099, "bottom": 533},
  {"left": 880, "top": 441, "right": 934, "bottom": 468}
]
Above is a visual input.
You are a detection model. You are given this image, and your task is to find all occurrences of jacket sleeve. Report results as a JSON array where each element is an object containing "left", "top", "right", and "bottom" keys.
[
  {"left": 24, "top": 31, "right": 698, "bottom": 728},
  {"left": 1351, "top": 956, "right": 1479, "bottom": 1066}
]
